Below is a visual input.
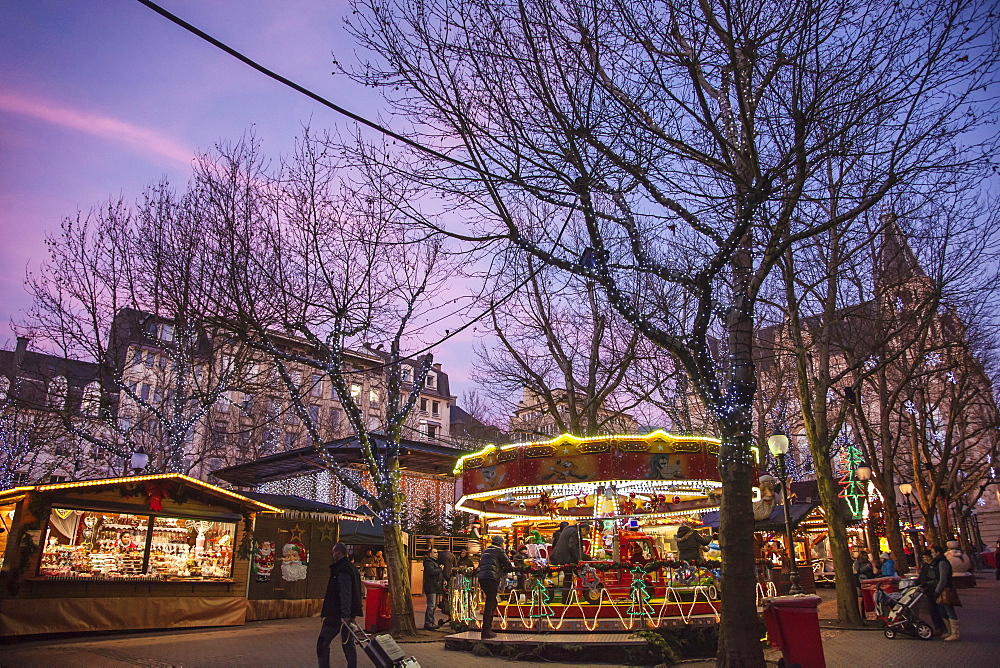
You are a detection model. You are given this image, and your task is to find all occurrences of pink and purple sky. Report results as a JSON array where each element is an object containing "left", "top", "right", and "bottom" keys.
[{"left": 0, "top": 0, "right": 482, "bottom": 396}]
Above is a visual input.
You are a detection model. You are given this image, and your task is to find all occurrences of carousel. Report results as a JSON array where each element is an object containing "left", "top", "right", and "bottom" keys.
[{"left": 449, "top": 431, "right": 776, "bottom": 633}]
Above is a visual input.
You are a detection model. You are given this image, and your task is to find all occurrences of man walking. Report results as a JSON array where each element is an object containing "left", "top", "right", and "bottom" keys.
[
  {"left": 317, "top": 542, "right": 363, "bottom": 668},
  {"left": 438, "top": 547, "right": 456, "bottom": 619},
  {"left": 422, "top": 547, "right": 444, "bottom": 630},
  {"left": 478, "top": 535, "right": 514, "bottom": 640}
]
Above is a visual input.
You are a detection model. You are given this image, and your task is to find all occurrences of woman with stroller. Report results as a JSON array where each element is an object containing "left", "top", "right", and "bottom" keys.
[{"left": 929, "top": 544, "right": 960, "bottom": 641}]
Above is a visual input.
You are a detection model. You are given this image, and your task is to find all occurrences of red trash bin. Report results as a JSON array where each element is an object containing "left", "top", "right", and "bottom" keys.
[
  {"left": 763, "top": 595, "right": 825, "bottom": 668},
  {"left": 363, "top": 581, "right": 392, "bottom": 632},
  {"left": 860, "top": 576, "right": 899, "bottom": 614}
]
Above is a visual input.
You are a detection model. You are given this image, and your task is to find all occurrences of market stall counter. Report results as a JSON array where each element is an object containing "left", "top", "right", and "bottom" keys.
[{"left": 0, "top": 473, "right": 278, "bottom": 637}]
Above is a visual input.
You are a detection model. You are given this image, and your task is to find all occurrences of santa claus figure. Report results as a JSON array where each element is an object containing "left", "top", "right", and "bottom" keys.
[
  {"left": 753, "top": 475, "right": 779, "bottom": 521},
  {"left": 280, "top": 540, "right": 308, "bottom": 582},
  {"left": 254, "top": 541, "right": 275, "bottom": 582}
]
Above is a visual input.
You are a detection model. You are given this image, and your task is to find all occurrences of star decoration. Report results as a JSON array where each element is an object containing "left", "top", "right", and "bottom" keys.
[
  {"left": 289, "top": 523, "right": 304, "bottom": 542},
  {"left": 317, "top": 522, "right": 336, "bottom": 543}
]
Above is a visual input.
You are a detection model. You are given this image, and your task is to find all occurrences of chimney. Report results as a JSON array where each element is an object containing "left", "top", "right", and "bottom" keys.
[{"left": 14, "top": 336, "right": 29, "bottom": 372}]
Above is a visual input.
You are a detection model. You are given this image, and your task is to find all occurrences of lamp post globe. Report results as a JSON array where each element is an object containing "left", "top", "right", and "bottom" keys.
[
  {"left": 130, "top": 447, "right": 148, "bottom": 474},
  {"left": 768, "top": 430, "right": 801, "bottom": 595}
]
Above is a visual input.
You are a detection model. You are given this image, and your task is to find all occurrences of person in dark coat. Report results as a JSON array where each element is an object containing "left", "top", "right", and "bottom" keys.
[
  {"left": 551, "top": 521, "right": 567, "bottom": 554},
  {"left": 317, "top": 542, "right": 363, "bottom": 668},
  {"left": 675, "top": 522, "right": 712, "bottom": 562},
  {"left": 550, "top": 522, "right": 583, "bottom": 603},
  {"left": 478, "top": 535, "right": 514, "bottom": 640},
  {"left": 437, "top": 548, "right": 456, "bottom": 617},
  {"left": 422, "top": 547, "right": 444, "bottom": 629},
  {"left": 457, "top": 548, "right": 475, "bottom": 570},
  {"left": 917, "top": 552, "right": 946, "bottom": 636},
  {"left": 930, "top": 544, "right": 959, "bottom": 641}
]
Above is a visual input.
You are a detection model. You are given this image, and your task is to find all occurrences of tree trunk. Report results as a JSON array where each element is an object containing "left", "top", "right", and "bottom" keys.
[
  {"left": 382, "top": 522, "right": 417, "bottom": 635},
  {"left": 715, "top": 429, "right": 765, "bottom": 668},
  {"left": 812, "top": 451, "right": 864, "bottom": 625},
  {"left": 883, "top": 499, "right": 909, "bottom": 576}
]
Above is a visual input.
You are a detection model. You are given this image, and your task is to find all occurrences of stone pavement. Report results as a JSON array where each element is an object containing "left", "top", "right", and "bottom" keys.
[{"left": 1, "top": 576, "right": 996, "bottom": 667}]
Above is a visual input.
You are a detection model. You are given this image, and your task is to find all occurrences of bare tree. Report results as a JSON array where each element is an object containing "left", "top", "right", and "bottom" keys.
[
  {"left": 196, "top": 133, "right": 454, "bottom": 635},
  {"left": 474, "top": 254, "right": 645, "bottom": 438},
  {"left": 21, "top": 184, "right": 254, "bottom": 474},
  {"left": 343, "top": 0, "right": 998, "bottom": 661}
]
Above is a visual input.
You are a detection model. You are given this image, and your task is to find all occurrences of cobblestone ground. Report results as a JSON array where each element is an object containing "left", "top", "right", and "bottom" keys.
[{"left": 1, "top": 575, "right": 995, "bottom": 667}]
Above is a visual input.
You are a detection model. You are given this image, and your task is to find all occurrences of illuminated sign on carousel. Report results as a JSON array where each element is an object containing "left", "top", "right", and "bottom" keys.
[{"left": 454, "top": 431, "right": 752, "bottom": 520}]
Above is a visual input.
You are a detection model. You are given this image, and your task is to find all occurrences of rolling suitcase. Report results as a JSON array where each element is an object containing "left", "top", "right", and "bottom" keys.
[{"left": 345, "top": 620, "right": 421, "bottom": 668}]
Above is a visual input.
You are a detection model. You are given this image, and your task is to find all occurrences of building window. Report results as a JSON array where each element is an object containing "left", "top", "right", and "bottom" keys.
[
  {"left": 401, "top": 366, "right": 412, "bottom": 382},
  {"left": 426, "top": 373, "right": 436, "bottom": 389},
  {"left": 432, "top": 401, "right": 440, "bottom": 417},
  {"left": 48, "top": 376, "right": 68, "bottom": 409},
  {"left": 308, "top": 405, "right": 321, "bottom": 423},
  {"left": 369, "top": 388, "right": 380, "bottom": 407},
  {"left": 145, "top": 352, "right": 155, "bottom": 369},
  {"left": 310, "top": 375, "right": 323, "bottom": 397},
  {"left": 284, "top": 432, "right": 298, "bottom": 450},
  {"left": 81, "top": 381, "right": 101, "bottom": 416},
  {"left": 13, "top": 471, "right": 29, "bottom": 485},
  {"left": 420, "top": 398, "right": 428, "bottom": 413},
  {"left": 48, "top": 474, "right": 68, "bottom": 483},
  {"left": 426, "top": 424, "right": 438, "bottom": 440},
  {"left": 351, "top": 383, "right": 362, "bottom": 401},
  {"left": 329, "top": 408, "right": 343, "bottom": 432},
  {"left": 140, "top": 383, "right": 151, "bottom": 402}
]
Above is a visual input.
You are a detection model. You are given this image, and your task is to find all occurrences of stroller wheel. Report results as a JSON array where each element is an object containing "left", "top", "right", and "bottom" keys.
[
  {"left": 915, "top": 623, "right": 934, "bottom": 640},
  {"left": 883, "top": 628, "right": 897, "bottom": 639}
]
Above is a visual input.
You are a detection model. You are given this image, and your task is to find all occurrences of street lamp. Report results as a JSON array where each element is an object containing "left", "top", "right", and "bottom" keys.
[
  {"left": 129, "top": 447, "right": 148, "bottom": 475},
  {"left": 853, "top": 463, "right": 877, "bottom": 560},
  {"left": 768, "top": 430, "right": 802, "bottom": 595},
  {"left": 898, "top": 482, "right": 920, "bottom": 557}
]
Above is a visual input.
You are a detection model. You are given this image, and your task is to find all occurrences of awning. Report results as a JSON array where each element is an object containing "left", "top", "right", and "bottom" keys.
[
  {"left": 701, "top": 500, "right": 820, "bottom": 532},
  {"left": 211, "top": 436, "right": 466, "bottom": 487},
  {"left": 338, "top": 511, "right": 385, "bottom": 545}
]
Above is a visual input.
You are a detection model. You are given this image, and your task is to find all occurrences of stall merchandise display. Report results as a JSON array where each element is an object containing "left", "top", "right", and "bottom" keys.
[{"left": 38, "top": 509, "right": 236, "bottom": 581}]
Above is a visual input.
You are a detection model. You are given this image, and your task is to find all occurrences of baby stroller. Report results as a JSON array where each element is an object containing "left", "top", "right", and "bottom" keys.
[{"left": 874, "top": 579, "right": 933, "bottom": 640}]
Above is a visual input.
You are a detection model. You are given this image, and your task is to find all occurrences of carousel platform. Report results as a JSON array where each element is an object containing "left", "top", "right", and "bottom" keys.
[{"left": 444, "top": 630, "right": 646, "bottom": 651}]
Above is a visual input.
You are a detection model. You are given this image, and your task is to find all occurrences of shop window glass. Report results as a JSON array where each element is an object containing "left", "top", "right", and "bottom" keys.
[{"left": 39, "top": 509, "right": 236, "bottom": 581}]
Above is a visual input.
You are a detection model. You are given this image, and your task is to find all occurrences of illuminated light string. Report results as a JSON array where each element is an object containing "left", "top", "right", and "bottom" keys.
[
  {"left": 258, "top": 467, "right": 451, "bottom": 525},
  {"left": 9, "top": 472, "right": 282, "bottom": 511},
  {"left": 452, "top": 430, "right": 723, "bottom": 475},
  {"left": 495, "top": 580, "right": 726, "bottom": 632}
]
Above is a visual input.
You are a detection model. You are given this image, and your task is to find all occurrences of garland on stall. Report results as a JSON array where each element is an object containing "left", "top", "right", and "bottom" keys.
[{"left": 237, "top": 513, "right": 256, "bottom": 561}]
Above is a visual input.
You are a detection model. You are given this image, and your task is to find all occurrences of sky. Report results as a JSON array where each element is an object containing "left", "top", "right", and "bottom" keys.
[{"left": 0, "top": 0, "right": 481, "bottom": 398}]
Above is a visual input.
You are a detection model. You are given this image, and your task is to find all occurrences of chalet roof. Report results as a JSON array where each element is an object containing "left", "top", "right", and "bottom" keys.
[
  {"left": 241, "top": 491, "right": 356, "bottom": 515},
  {"left": 0, "top": 472, "right": 280, "bottom": 513},
  {"left": 210, "top": 435, "right": 466, "bottom": 487}
]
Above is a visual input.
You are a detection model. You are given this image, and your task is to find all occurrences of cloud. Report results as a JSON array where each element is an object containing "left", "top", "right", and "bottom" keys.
[{"left": 0, "top": 92, "right": 194, "bottom": 168}]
